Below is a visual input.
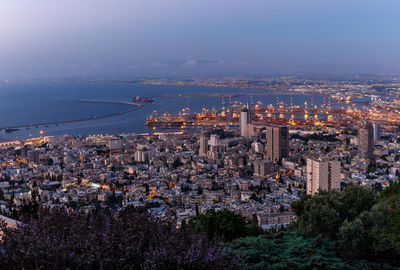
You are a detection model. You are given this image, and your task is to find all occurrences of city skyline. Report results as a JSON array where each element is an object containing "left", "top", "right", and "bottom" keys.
[{"left": 1, "top": 1, "right": 400, "bottom": 268}]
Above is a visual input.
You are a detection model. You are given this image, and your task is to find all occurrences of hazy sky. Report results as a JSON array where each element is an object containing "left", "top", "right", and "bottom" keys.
[{"left": 1, "top": 0, "right": 399, "bottom": 79}]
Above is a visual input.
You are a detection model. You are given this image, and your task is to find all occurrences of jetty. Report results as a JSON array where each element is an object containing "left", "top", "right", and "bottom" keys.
[{"left": 0, "top": 100, "right": 142, "bottom": 131}]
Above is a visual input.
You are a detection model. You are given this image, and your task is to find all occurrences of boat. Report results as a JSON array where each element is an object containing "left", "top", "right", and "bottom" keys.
[{"left": 132, "top": 96, "right": 154, "bottom": 103}]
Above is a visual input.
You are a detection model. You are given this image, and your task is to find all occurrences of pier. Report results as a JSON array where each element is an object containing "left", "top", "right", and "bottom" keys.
[{"left": 0, "top": 100, "right": 142, "bottom": 131}]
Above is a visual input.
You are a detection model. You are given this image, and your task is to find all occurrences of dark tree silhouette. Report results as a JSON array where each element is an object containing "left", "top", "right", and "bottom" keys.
[{"left": 0, "top": 207, "right": 239, "bottom": 269}]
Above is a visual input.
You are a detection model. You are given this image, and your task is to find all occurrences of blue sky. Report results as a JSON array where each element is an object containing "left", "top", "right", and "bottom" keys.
[{"left": 0, "top": 0, "right": 399, "bottom": 79}]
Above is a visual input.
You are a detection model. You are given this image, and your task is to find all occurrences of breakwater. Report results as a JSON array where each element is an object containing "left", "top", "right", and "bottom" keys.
[{"left": 0, "top": 100, "right": 142, "bottom": 131}]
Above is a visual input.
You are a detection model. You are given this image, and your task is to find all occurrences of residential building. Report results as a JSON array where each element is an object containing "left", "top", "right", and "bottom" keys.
[
  {"left": 306, "top": 157, "right": 341, "bottom": 195},
  {"left": 240, "top": 107, "right": 251, "bottom": 137},
  {"left": 199, "top": 136, "right": 208, "bottom": 157},
  {"left": 372, "top": 122, "right": 380, "bottom": 143},
  {"left": 358, "top": 121, "right": 374, "bottom": 161},
  {"left": 266, "top": 126, "right": 289, "bottom": 163}
]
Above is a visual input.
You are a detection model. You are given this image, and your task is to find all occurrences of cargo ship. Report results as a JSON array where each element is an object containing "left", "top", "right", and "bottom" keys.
[{"left": 132, "top": 96, "right": 154, "bottom": 103}]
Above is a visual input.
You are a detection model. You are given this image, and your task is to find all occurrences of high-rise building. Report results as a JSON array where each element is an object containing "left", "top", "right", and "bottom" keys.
[
  {"left": 207, "top": 134, "right": 228, "bottom": 160},
  {"left": 266, "top": 126, "right": 289, "bottom": 163},
  {"left": 209, "top": 134, "right": 220, "bottom": 147},
  {"left": 199, "top": 136, "right": 208, "bottom": 157},
  {"left": 21, "top": 147, "right": 30, "bottom": 159},
  {"left": 358, "top": 121, "right": 374, "bottom": 161},
  {"left": 134, "top": 146, "right": 154, "bottom": 163},
  {"left": 372, "top": 122, "right": 380, "bottom": 143},
  {"left": 107, "top": 139, "right": 122, "bottom": 151},
  {"left": 254, "top": 160, "right": 273, "bottom": 177},
  {"left": 28, "top": 150, "right": 40, "bottom": 163},
  {"left": 240, "top": 107, "right": 251, "bottom": 137},
  {"left": 306, "top": 157, "right": 341, "bottom": 195}
]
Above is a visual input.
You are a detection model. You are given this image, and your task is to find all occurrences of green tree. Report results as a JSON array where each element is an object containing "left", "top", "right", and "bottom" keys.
[
  {"left": 189, "top": 209, "right": 263, "bottom": 242},
  {"left": 381, "top": 180, "right": 400, "bottom": 199},
  {"left": 231, "top": 232, "right": 390, "bottom": 270},
  {"left": 338, "top": 211, "right": 377, "bottom": 259},
  {"left": 338, "top": 181, "right": 400, "bottom": 264},
  {"left": 291, "top": 184, "right": 378, "bottom": 239}
]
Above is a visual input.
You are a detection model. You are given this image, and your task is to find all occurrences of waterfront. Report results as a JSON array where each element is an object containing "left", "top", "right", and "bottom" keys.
[{"left": 0, "top": 81, "right": 339, "bottom": 139}]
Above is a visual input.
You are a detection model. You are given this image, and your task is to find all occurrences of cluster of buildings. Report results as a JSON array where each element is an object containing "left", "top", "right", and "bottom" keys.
[
  {"left": 142, "top": 75, "right": 400, "bottom": 104},
  {"left": 0, "top": 98, "right": 398, "bottom": 230}
]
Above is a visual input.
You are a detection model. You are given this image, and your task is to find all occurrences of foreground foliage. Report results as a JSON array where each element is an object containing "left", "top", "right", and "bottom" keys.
[
  {"left": 231, "top": 232, "right": 398, "bottom": 270},
  {"left": 338, "top": 182, "right": 400, "bottom": 265},
  {"left": 0, "top": 207, "right": 239, "bottom": 270},
  {"left": 292, "top": 183, "right": 400, "bottom": 267},
  {"left": 2, "top": 181, "right": 400, "bottom": 269},
  {"left": 188, "top": 209, "right": 264, "bottom": 242},
  {"left": 291, "top": 184, "right": 378, "bottom": 239}
]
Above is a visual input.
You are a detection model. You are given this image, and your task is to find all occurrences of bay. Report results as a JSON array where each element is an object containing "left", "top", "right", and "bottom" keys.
[{"left": 0, "top": 81, "right": 329, "bottom": 139}]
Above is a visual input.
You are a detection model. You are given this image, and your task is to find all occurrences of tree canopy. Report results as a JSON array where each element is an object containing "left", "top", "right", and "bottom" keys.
[
  {"left": 0, "top": 207, "right": 238, "bottom": 269},
  {"left": 291, "top": 184, "right": 378, "bottom": 239},
  {"left": 338, "top": 181, "right": 400, "bottom": 265},
  {"left": 231, "top": 232, "right": 397, "bottom": 270},
  {"left": 188, "top": 209, "right": 263, "bottom": 242},
  {"left": 291, "top": 182, "right": 400, "bottom": 267},
  {"left": 2, "top": 182, "right": 400, "bottom": 269}
]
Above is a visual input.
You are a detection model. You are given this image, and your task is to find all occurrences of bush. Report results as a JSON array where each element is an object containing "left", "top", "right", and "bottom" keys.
[{"left": 0, "top": 207, "right": 239, "bottom": 269}]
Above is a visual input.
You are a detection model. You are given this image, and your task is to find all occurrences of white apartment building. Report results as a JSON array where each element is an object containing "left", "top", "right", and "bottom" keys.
[{"left": 306, "top": 157, "right": 341, "bottom": 195}]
